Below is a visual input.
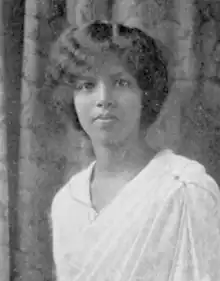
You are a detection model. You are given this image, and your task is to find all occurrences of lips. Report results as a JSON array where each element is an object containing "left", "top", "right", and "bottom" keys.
[{"left": 94, "top": 113, "right": 117, "bottom": 121}]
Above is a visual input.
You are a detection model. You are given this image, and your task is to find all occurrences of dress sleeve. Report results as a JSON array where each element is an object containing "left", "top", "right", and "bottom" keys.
[
  {"left": 50, "top": 190, "right": 73, "bottom": 281},
  {"left": 169, "top": 173, "right": 220, "bottom": 281}
]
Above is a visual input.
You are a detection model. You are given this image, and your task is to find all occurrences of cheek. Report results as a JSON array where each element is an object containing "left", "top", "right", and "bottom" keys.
[
  {"left": 74, "top": 97, "right": 92, "bottom": 127},
  {"left": 119, "top": 92, "right": 142, "bottom": 121}
]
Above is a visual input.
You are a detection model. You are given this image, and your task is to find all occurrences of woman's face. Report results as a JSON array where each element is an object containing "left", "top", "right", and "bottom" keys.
[{"left": 73, "top": 59, "right": 144, "bottom": 146}]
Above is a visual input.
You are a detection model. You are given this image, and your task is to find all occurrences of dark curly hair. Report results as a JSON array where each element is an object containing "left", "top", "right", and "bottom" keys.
[{"left": 42, "top": 20, "right": 169, "bottom": 134}]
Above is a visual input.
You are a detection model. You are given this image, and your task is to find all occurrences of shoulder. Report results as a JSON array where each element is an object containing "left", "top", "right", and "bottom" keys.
[
  {"left": 51, "top": 163, "right": 93, "bottom": 219},
  {"left": 164, "top": 150, "right": 220, "bottom": 204}
]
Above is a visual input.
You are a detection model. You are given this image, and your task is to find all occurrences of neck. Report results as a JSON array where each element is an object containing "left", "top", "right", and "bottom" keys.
[{"left": 92, "top": 134, "right": 156, "bottom": 178}]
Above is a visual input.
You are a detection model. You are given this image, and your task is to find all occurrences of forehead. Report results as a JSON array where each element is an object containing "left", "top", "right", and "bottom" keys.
[{"left": 80, "top": 56, "right": 128, "bottom": 78}]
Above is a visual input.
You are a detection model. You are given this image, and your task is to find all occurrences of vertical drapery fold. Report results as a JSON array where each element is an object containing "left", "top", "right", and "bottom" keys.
[
  {"left": 17, "top": 0, "right": 82, "bottom": 280},
  {"left": 17, "top": 0, "right": 57, "bottom": 280},
  {"left": 0, "top": 1, "right": 10, "bottom": 281},
  {"left": 17, "top": 0, "right": 44, "bottom": 278},
  {"left": 154, "top": 0, "right": 197, "bottom": 150}
]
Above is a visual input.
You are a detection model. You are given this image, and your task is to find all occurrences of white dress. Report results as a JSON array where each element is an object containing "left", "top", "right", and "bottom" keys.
[{"left": 51, "top": 149, "right": 220, "bottom": 281}]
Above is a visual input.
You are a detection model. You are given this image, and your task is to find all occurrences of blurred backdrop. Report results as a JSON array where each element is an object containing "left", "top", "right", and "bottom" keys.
[{"left": 0, "top": 0, "right": 220, "bottom": 280}]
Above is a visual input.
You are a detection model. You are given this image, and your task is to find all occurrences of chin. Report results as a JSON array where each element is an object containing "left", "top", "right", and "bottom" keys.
[
  {"left": 89, "top": 126, "right": 139, "bottom": 147},
  {"left": 97, "top": 136, "right": 120, "bottom": 146},
  {"left": 92, "top": 133, "right": 125, "bottom": 146}
]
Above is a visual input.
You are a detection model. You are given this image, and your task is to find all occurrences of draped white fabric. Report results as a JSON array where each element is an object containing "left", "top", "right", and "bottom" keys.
[{"left": 51, "top": 150, "right": 220, "bottom": 281}]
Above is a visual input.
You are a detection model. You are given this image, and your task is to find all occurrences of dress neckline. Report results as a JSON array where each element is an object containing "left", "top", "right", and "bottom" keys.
[{"left": 87, "top": 148, "right": 173, "bottom": 216}]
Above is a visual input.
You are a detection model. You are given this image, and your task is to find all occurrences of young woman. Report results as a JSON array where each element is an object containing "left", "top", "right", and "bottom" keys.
[{"left": 46, "top": 20, "right": 220, "bottom": 281}]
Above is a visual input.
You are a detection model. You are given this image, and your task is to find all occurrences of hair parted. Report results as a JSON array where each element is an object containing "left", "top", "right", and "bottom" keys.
[{"left": 41, "top": 20, "right": 169, "bottom": 133}]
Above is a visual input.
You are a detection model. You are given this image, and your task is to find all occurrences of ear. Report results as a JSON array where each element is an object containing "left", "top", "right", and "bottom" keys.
[{"left": 74, "top": 0, "right": 114, "bottom": 27}]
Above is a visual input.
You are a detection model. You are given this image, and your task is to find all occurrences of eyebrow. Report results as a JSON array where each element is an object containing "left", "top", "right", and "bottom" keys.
[
  {"left": 110, "top": 71, "right": 124, "bottom": 78},
  {"left": 75, "top": 71, "right": 131, "bottom": 81},
  {"left": 109, "top": 71, "right": 131, "bottom": 80}
]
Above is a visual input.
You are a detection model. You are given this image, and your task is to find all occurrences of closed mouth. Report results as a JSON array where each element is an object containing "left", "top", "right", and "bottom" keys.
[
  {"left": 97, "top": 116, "right": 116, "bottom": 120},
  {"left": 94, "top": 114, "right": 118, "bottom": 121}
]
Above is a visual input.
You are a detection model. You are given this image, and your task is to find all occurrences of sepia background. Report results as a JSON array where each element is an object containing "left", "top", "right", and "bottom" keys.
[{"left": 0, "top": 0, "right": 220, "bottom": 280}]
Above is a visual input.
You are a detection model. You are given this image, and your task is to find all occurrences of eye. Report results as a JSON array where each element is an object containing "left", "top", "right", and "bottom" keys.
[
  {"left": 115, "top": 78, "right": 131, "bottom": 87},
  {"left": 75, "top": 81, "right": 96, "bottom": 91}
]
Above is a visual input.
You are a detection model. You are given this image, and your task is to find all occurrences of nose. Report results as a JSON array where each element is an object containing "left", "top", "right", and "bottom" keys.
[{"left": 95, "top": 80, "right": 115, "bottom": 108}]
